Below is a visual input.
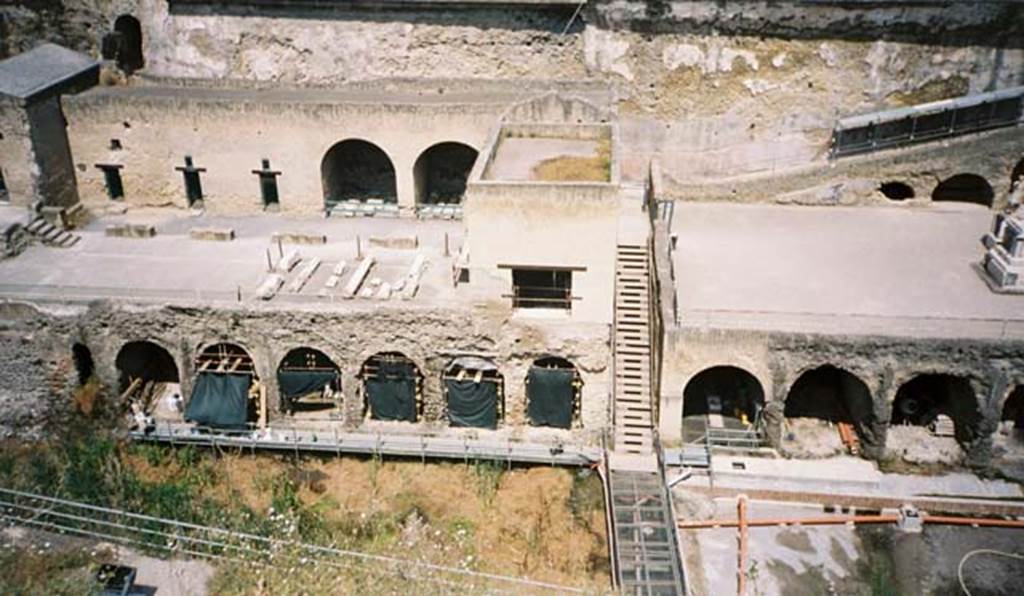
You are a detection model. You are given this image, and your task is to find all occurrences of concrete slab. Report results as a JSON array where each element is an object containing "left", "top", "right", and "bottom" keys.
[
  {"left": 0, "top": 210, "right": 466, "bottom": 309},
  {"left": 673, "top": 202, "right": 1024, "bottom": 338}
]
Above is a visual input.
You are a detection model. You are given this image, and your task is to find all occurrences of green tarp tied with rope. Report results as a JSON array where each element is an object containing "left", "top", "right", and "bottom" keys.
[
  {"left": 445, "top": 379, "right": 498, "bottom": 429},
  {"left": 185, "top": 372, "right": 251, "bottom": 429},
  {"left": 277, "top": 370, "right": 338, "bottom": 411},
  {"left": 366, "top": 360, "right": 417, "bottom": 422},
  {"left": 527, "top": 367, "right": 575, "bottom": 429}
]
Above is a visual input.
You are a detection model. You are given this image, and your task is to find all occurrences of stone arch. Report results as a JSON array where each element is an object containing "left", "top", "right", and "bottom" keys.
[
  {"left": 1011, "top": 158, "right": 1024, "bottom": 188},
  {"left": 113, "top": 15, "right": 144, "bottom": 74},
  {"left": 683, "top": 365, "right": 765, "bottom": 421},
  {"left": 525, "top": 356, "right": 581, "bottom": 429},
  {"left": 879, "top": 181, "right": 915, "bottom": 201},
  {"left": 891, "top": 373, "right": 982, "bottom": 447},
  {"left": 320, "top": 139, "right": 397, "bottom": 208},
  {"left": 1002, "top": 385, "right": 1024, "bottom": 429},
  {"left": 413, "top": 142, "right": 478, "bottom": 205},
  {"left": 931, "top": 174, "right": 994, "bottom": 208},
  {"left": 115, "top": 340, "right": 180, "bottom": 413},
  {"left": 188, "top": 342, "right": 259, "bottom": 427},
  {"left": 785, "top": 365, "right": 880, "bottom": 448},
  {"left": 71, "top": 343, "right": 95, "bottom": 386},
  {"left": 443, "top": 356, "right": 504, "bottom": 429},
  {"left": 360, "top": 351, "right": 423, "bottom": 422},
  {"left": 277, "top": 347, "right": 341, "bottom": 416}
]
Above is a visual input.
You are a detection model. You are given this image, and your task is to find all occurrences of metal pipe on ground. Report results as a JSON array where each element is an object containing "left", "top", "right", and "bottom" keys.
[{"left": 679, "top": 514, "right": 1024, "bottom": 530}]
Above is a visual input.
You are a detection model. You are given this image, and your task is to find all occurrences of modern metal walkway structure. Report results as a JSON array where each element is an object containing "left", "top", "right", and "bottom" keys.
[
  {"left": 830, "top": 84, "right": 1024, "bottom": 158},
  {"left": 132, "top": 421, "right": 600, "bottom": 467},
  {"left": 607, "top": 465, "right": 688, "bottom": 596},
  {"left": 606, "top": 241, "right": 687, "bottom": 595}
]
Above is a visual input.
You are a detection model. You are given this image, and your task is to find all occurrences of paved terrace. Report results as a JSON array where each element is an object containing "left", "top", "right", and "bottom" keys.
[
  {"left": 673, "top": 202, "right": 1024, "bottom": 340},
  {"left": 0, "top": 208, "right": 468, "bottom": 310}
]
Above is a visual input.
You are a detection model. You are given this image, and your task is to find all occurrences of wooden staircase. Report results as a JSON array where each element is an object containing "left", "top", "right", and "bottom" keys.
[
  {"left": 613, "top": 243, "right": 655, "bottom": 455},
  {"left": 25, "top": 216, "right": 79, "bottom": 248}
]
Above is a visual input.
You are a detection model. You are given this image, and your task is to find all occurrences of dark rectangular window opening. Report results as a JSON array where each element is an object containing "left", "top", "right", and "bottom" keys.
[
  {"left": 95, "top": 164, "right": 124, "bottom": 200},
  {"left": 0, "top": 168, "right": 8, "bottom": 203},
  {"left": 512, "top": 268, "right": 572, "bottom": 310}
]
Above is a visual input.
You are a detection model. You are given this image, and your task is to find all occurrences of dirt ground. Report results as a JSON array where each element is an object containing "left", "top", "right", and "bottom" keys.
[
  {"left": 886, "top": 425, "right": 963, "bottom": 467},
  {"left": 123, "top": 451, "right": 610, "bottom": 590},
  {"left": 779, "top": 418, "right": 846, "bottom": 458}
]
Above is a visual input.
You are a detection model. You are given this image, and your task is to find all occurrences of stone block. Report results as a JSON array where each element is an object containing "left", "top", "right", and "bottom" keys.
[
  {"left": 368, "top": 235, "right": 418, "bottom": 250},
  {"left": 105, "top": 224, "right": 156, "bottom": 238},
  {"left": 271, "top": 232, "right": 327, "bottom": 245},
  {"left": 190, "top": 227, "right": 235, "bottom": 241}
]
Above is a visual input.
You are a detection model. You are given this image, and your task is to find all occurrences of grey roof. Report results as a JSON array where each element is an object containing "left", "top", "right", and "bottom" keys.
[{"left": 0, "top": 43, "right": 98, "bottom": 103}]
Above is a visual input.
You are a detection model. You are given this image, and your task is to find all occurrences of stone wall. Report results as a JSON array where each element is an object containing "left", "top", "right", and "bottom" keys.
[
  {"left": 659, "top": 325, "right": 1024, "bottom": 466},
  {"left": 64, "top": 86, "right": 503, "bottom": 214},
  {"left": 0, "top": 98, "right": 34, "bottom": 207},
  {"left": 4, "top": 1, "right": 1022, "bottom": 190},
  {"left": 661, "top": 126, "right": 1024, "bottom": 208},
  {"left": 0, "top": 297, "right": 612, "bottom": 442}
]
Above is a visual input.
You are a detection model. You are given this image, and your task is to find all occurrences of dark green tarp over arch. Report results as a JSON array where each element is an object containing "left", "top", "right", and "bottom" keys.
[
  {"left": 278, "top": 370, "right": 338, "bottom": 411},
  {"left": 527, "top": 367, "right": 575, "bottom": 429},
  {"left": 446, "top": 379, "right": 498, "bottom": 429},
  {"left": 185, "top": 372, "right": 251, "bottom": 429},
  {"left": 366, "top": 360, "right": 417, "bottom": 422}
]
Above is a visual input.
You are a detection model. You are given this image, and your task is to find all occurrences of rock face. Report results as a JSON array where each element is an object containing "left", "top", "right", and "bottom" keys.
[{"left": 2, "top": 1, "right": 1022, "bottom": 189}]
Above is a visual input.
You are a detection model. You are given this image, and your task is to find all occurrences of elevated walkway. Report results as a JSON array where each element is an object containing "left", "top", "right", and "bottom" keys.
[
  {"left": 606, "top": 241, "right": 687, "bottom": 595},
  {"left": 830, "top": 84, "right": 1023, "bottom": 158},
  {"left": 131, "top": 421, "right": 599, "bottom": 466}
]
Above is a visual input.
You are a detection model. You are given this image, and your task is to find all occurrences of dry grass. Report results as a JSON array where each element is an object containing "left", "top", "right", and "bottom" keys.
[
  {"left": 531, "top": 139, "right": 611, "bottom": 182},
  {"left": 73, "top": 378, "right": 102, "bottom": 417},
  {"left": 119, "top": 452, "right": 610, "bottom": 591}
]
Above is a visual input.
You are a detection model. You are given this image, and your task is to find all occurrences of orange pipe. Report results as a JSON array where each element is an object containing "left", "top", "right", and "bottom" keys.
[
  {"left": 680, "top": 514, "right": 1024, "bottom": 530},
  {"left": 680, "top": 514, "right": 898, "bottom": 529},
  {"left": 922, "top": 515, "right": 1024, "bottom": 528}
]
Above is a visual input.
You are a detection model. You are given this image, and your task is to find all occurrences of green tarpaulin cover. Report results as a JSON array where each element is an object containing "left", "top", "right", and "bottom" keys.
[
  {"left": 278, "top": 370, "right": 337, "bottom": 399},
  {"left": 278, "top": 369, "right": 338, "bottom": 412},
  {"left": 185, "top": 372, "right": 251, "bottom": 428},
  {"left": 446, "top": 379, "right": 498, "bottom": 429},
  {"left": 366, "top": 360, "right": 417, "bottom": 422},
  {"left": 527, "top": 367, "right": 575, "bottom": 429}
]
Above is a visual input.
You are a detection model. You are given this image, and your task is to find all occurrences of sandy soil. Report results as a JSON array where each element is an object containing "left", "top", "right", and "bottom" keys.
[{"left": 779, "top": 418, "right": 845, "bottom": 458}]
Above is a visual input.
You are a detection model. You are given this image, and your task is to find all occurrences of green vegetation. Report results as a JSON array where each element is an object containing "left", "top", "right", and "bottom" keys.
[
  {"left": 0, "top": 427, "right": 609, "bottom": 594},
  {"left": 0, "top": 545, "right": 105, "bottom": 596}
]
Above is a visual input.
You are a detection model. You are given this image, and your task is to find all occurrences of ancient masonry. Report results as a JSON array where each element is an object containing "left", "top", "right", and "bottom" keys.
[{"left": 0, "top": 1, "right": 1023, "bottom": 593}]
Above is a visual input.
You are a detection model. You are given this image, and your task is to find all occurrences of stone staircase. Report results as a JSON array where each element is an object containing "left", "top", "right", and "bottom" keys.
[
  {"left": 613, "top": 243, "right": 655, "bottom": 455},
  {"left": 25, "top": 216, "right": 80, "bottom": 248}
]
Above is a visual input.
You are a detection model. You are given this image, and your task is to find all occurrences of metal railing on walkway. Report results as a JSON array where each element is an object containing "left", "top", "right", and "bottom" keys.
[
  {"left": 132, "top": 420, "right": 601, "bottom": 467},
  {"left": 830, "top": 85, "right": 1024, "bottom": 158}
]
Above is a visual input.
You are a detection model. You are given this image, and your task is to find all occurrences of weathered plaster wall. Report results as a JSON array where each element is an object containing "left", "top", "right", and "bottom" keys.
[
  {"left": 659, "top": 326, "right": 1024, "bottom": 467},
  {"left": 0, "top": 298, "right": 612, "bottom": 442},
  {"left": 64, "top": 87, "right": 501, "bottom": 214},
  {"left": 661, "top": 126, "right": 1024, "bottom": 209},
  {"left": 5, "top": 1, "right": 1022, "bottom": 192}
]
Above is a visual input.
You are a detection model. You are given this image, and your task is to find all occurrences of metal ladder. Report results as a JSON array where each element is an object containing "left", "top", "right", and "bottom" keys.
[{"left": 613, "top": 243, "right": 654, "bottom": 455}]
